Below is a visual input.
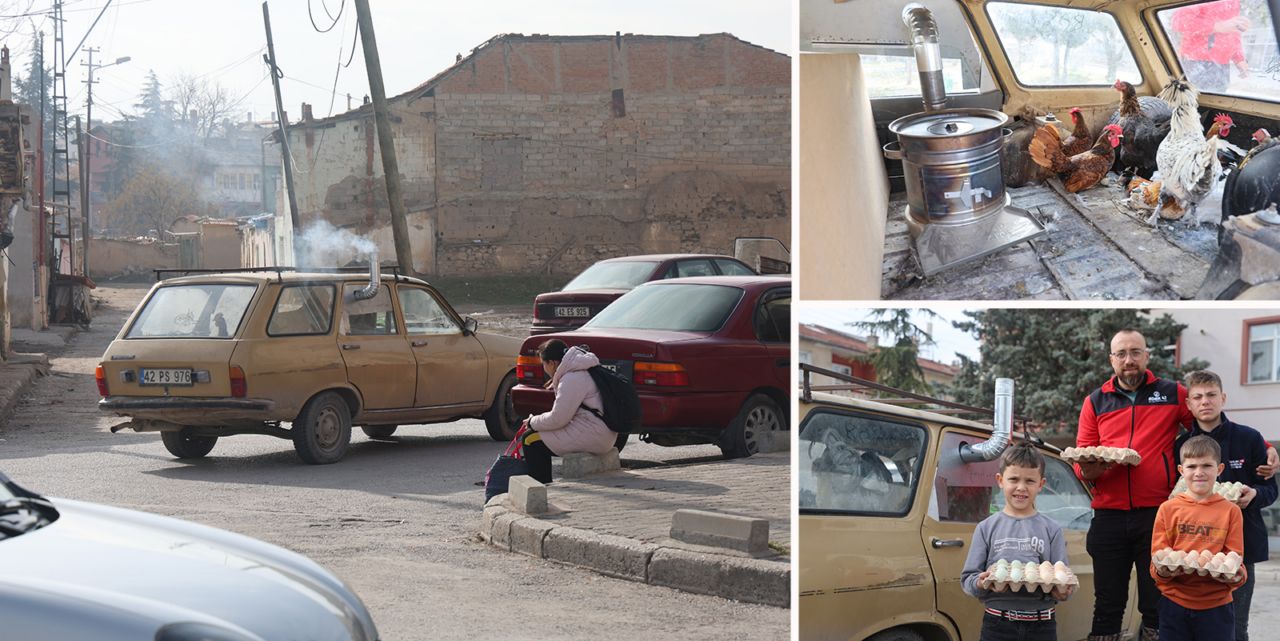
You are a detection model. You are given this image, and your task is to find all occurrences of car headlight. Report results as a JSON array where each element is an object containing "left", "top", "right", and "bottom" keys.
[{"left": 155, "top": 622, "right": 263, "bottom": 641}]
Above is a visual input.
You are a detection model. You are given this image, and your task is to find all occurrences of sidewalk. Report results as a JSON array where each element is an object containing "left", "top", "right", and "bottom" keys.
[
  {"left": 479, "top": 451, "right": 790, "bottom": 607},
  {"left": 0, "top": 327, "right": 75, "bottom": 426}
]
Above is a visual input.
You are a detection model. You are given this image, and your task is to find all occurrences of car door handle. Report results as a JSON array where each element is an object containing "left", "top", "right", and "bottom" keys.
[
  {"left": 341, "top": 344, "right": 361, "bottom": 351},
  {"left": 931, "top": 538, "right": 964, "bottom": 549},
  {"left": 411, "top": 340, "right": 429, "bottom": 347}
]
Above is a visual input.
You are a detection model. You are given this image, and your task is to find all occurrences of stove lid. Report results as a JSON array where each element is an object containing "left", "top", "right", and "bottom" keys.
[{"left": 890, "top": 109, "right": 1008, "bottom": 139}]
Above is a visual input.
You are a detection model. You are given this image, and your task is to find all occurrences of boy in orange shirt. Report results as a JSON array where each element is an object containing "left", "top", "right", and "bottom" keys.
[{"left": 1151, "top": 435, "right": 1246, "bottom": 641}]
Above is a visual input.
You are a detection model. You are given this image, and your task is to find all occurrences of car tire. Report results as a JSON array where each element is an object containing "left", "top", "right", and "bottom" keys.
[
  {"left": 867, "top": 629, "right": 924, "bottom": 641},
  {"left": 484, "top": 372, "right": 520, "bottom": 442},
  {"left": 719, "top": 394, "right": 786, "bottom": 459},
  {"left": 361, "top": 425, "right": 397, "bottom": 439},
  {"left": 293, "top": 392, "right": 352, "bottom": 465},
  {"left": 160, "top": 429, "right": 218, "bottom": 459}
]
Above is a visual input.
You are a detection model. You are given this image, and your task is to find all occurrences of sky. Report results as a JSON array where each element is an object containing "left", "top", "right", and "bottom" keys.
[
  {"left": 0, "top": 0, "right": 791, "bottom": 127},
  {"left": 798, "top": 305, "right": 982, "bottom": 366}
]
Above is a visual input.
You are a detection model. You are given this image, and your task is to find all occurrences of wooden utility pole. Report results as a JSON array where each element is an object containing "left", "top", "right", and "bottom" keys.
[
  {"left": 262, "top": 2, "right": 301, "bottom": 256},
  {"left": 352, "top": 0, "right": 420, "bottom": 275}
]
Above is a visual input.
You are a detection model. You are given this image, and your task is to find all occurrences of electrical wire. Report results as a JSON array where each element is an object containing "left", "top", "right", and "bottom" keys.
[{"left": 307, "top": 0, "right": 344, "bottom": 33}]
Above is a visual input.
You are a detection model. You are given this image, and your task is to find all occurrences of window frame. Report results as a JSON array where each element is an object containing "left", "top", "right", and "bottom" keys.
[
  {"left": 339, "top": 283, "right": 400, "bottom": 337},
  {"left": 798, "top": 407, "right": 929, "bottom": 518},
  {"left": 983, "top": 1, "right": 1145, "bottom": 89},
  {"left": 396, "top": 285, "right": 464, "bottom": 336},
  {"left": 1242, "top": 315, "right": 1280, "bottom": 385}
]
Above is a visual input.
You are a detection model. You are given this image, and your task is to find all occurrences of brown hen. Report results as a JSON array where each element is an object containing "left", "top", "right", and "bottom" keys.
[{"left": 1029, "top": 123, "right": 1124, "bottom": 193}]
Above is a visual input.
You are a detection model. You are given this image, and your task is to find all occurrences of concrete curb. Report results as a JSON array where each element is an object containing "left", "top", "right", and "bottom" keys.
[
  {"left": 479, "top": 502, "right": 790, "bottom": 607},
  {"left": 0, "top": 354, "right": 51, "bottom": 428}
]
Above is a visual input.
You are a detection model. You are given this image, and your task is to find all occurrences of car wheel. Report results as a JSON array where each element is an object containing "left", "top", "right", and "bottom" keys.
[
  {"left": 362, "top": 425, "right": 397, "bottom": 439},
  {"left": 160, "top": 428, "right": 218, "bottom": 459},
  {"left": 293, "top": 392, "right": 352, "bottom": 465},
  {"left": 867, "top": 629, "right": 924, "bottom": 641},
  {"left": 484, "top": 372, "right": 520, "bottom": 442},
  {"left": 719, "top": 394, "right": 786, "bottom": 459}
]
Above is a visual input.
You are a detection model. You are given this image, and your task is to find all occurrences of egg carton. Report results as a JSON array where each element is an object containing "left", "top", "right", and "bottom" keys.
[
  {"left": 978, "top": 560, "right": 1078, "bottom": 593},
  {"left": 1169, "top": 479, "right": 1248, "bottom": 501},
  {"left": 1152, "top": 548, "right": 1243, "bottom": 582},
  {"left": 1061, "top": 446, "right": 1141, "bottom": 466}
]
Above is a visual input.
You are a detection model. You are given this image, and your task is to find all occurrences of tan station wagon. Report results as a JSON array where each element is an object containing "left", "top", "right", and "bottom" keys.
[
  {"left": 798, "top": 365, "right": 1141, "bottom": 641},
  {"left": 97, "top": 267, "right": 521, "bottom": 465}
]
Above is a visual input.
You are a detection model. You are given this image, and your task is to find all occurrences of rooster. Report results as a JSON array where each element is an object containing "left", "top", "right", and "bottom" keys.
[
  {"left": 1150, "top": 80, "right": 1227, "bottom": 226},
  {"left": 1028, "top": 123, "right": 1124, "bottom": 193},
  {"left": 1108, "top": 80, "right": 1172, "bottom": 182},
  {"left": 1127, "top": 114, "right": 1234, "bottom": 225},
  {"left": 1061, "top": 107, "right": 1094, "bottom": 157}
]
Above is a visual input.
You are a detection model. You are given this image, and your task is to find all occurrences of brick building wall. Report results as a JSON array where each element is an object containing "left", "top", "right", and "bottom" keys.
[{"left": 281, "top": 33, "right": 789, "bottom": 275}]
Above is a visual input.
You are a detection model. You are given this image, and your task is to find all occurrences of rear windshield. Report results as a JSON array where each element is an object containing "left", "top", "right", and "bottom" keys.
[
  {"left": 562, "top": 261, "right": 658, "bottom": 291},
  {"left": 585, "top": 283, "right": 743, "bottom": 332},
  {"left": 126, "top": 284, "right": 256, "bottom": 339}
]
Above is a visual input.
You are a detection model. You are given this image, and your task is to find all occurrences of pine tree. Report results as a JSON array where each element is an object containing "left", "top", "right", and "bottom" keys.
[
  {"left": 946, "top": 309, "right": 1207, "bottom": 432},
  {"left": 848, "top": 309, "right": 940, "bottom": 394},
  {"left": 134, "top": 70, "right": 173, "bottom": 144}
]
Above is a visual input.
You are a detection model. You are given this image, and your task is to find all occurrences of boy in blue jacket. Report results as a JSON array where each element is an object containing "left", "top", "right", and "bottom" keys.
[{"left": 1174, "top": 370, "right": 1278, "bottom": 641}]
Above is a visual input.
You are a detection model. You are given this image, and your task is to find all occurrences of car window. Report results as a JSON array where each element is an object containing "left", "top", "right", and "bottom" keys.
[
  {"left": 798, "top": 409, "right": 926, "bottom": 515},
  {"left": 928, "top": 431, "right": 1003, "bottom": 523},
  {"left": 398, "top": 287, "right": 460, "bottom": 335},
  {"left": 340, "top": 284, "right": 398, "bottom": 336},
  {"left": 674, "top": 259, "right": 716, "bottom": 278},
  {"left": 268, "top": 285, "right": 335, "bottom": 336},
  {"left": 714, "top": 259, "right": 756, "bottom": 276},
  {"left": 562, "top": 261, "right": 658, "bottom": 291},
  {"left": 1004, "top": 456, "right": 1095, "bottom": 532},
  {"left": 584, "top": 283, "right": 743, "bottom": 332},
  {"left": 987, "top": 2, "right": 1142, "bottom": 86},
  {"left": 126, "top": 284, "right": 256, "bottom": 339},
  {"left": 754, "top": 290, "right": 790, "bottom": 343},
  {"left": 1156, "top": 1, "right": 1280, "bottom": 102}
]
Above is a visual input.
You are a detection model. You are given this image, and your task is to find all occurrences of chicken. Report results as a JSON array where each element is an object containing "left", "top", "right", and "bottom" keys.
[
  {"left": 1108, "top": 79, "right": 1172, "bottom": 181},
  {"left": 1222, "top": 128, "right": 1280, "bottom": 224},
  {"left": 1061, "top": 107, "right": 1094, "bottom": 157},
  {"left": 1028, "top": 123, "right": 1124, "bottom": 193},
  {"left": 1151, "top": 80, "right": 1230, "bottom": 226},
  {"left": 1127, "top": 114, "right": 1234, "bottom": 223}
]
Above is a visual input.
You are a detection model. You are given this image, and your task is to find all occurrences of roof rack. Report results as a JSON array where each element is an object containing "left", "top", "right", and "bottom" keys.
[
  {"left": 154, "top": 265, "right": 408, "bottom": 283},
  {"left": 799, "top": 363, "right": 1031, "bottom": 429}
]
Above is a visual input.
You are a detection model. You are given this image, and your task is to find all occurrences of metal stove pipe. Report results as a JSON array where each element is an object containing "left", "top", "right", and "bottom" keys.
[
  {"left": 354, "top": 248, "right": 380, "bottom": 300},
  {"left": 902, "top": 3, "right": 947, "bottom": 113},
  {"left": 960, "top": 378, "right": 1014, "bottom": 462}
]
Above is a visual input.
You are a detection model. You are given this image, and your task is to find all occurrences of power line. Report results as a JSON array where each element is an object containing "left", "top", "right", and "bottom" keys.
[{"left": 307, "top": 0, "right": 344, "bottom": 33}]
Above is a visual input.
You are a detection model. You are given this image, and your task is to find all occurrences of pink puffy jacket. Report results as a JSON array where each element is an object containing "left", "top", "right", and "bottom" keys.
[{"left": 527, "top": 347, "right": 617, "bottom": 455}]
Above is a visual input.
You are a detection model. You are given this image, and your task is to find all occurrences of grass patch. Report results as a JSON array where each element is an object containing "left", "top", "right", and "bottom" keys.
[
  {"left": 768, "top": 541, "right": 790, "bottom": 556},
  {"left": 429, "top": 274, "right": 570, "bottom": 308}
]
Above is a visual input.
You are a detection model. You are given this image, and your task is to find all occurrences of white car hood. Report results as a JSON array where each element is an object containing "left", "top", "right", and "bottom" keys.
[{"left": 0, "top": 498, "right": 377, "bottom": 641}]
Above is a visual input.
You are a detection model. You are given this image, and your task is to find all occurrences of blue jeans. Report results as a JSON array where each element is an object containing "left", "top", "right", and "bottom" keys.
[
  {"left": 979, "top": 612, "right": 1057, "bottom": 641},
  {"left": 1158, "top": 597, "right": 1234, "bottom": 641},
  {"left": 1235, "top": 563, "right": 1255, "bottom": 641}
]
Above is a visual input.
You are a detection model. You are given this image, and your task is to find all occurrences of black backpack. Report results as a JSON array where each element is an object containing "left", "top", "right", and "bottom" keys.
[{"left": 580, "top": 365, "right": 642, "bottom": 434}]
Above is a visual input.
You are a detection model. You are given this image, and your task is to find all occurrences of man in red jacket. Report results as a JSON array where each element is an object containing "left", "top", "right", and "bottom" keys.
[
  {"left": 1171, "top": 0, "right": 1251, "bottom": 93},
  {"left": 1077, "top": 329, "right": 1276, "bottom": 641}
]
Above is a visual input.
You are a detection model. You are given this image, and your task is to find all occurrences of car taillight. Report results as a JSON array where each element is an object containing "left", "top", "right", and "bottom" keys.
[
  {"left": 229, "top": 365, "right": 247, "bottom": 398},
  {"left": 95, "top": 365, "right": 109, "bottom": 397},
  {"left": 634, "top": 361, "right": 689, "bottom": 387},
  {"left": 516, "top": 355, "right": 544, "bottom": 385},
  {"left": 532, "top": 304, "right": 543, "bottom": 320}
]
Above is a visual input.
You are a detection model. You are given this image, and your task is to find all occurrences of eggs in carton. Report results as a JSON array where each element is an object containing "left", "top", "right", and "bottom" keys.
[
  {"left": 979, "top": 560, "right": 1078, "bottom": 593},
  {"left": 1152, "top": 548, "right": 1243, "bottom": 581},
  {"left": 1061, "top": 446, "right": 1141, "bottom": 466},
  {"left": 1169, "top": 479, "right": 1248, "bottom": 501}
]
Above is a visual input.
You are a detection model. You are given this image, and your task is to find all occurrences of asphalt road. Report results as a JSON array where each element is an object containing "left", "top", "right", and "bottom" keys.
[{"left": 0, "top": 284, "right": 788, "bottom": 641}]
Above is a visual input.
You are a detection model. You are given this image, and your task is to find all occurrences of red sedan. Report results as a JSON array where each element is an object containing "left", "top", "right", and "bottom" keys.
[
  {"left": 529, "top": 254, "right": 756, "bottom": 335},
  {"left": 513, "top": 275, "right": 790, "bottom": 458}
]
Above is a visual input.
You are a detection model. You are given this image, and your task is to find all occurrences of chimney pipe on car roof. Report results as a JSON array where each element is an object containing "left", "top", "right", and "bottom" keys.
[
  {"left": 901, "top": 3, "right": 947, "bottom": 113},
  {"left": 354, "top": 248, "right": 380, "bottom": 300},
  {"left": 960, "top": 377, "right": 1013, "bottom": 462}
]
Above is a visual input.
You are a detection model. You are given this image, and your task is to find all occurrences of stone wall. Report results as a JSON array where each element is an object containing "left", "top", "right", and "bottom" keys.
[
  {"left": 282, "top": 33, "right": 789, "bottom": 276},
  {"left": 90, "top": 238, "right": 179, "bottom": 280}
]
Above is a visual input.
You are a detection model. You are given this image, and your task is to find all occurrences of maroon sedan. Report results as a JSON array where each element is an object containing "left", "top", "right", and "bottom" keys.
[
  {"left": 530, "top": 254, "right": 756, "bottom": 335},
  {"left": 513, "top": 275, "right": 789, "bottom": 458}
]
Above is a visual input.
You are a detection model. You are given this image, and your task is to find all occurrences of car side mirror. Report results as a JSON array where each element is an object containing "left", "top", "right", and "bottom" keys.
[{"left": 463, "top": 317, "right": 478, "bottom": 336}]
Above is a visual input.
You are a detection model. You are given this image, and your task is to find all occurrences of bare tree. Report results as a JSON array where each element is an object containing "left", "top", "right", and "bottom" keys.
[
  {"left": 168, "top": 72, "right": 236, "bottom": 139},
  {"left": 101, "top": 166, "right": 217, "bottom": 236}
]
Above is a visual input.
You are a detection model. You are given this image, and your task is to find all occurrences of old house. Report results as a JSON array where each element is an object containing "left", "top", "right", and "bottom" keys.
[
  {"left": 799, "top": 323, "right": 960, "bottom": 396},
  {"left": 275, "top": 32, "right": 790, "bottom": 275}
]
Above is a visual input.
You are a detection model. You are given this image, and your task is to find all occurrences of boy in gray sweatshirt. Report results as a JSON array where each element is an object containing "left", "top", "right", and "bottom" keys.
[{"left": 962, "top": 443, "right": 1075, "bottom": 641}]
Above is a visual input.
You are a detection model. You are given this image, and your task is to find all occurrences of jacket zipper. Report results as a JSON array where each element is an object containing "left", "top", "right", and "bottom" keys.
[
  {"left": 1127, "top": 390, "right": 1137, "bottom": 511},
  {"left": 1163, "top": 451, "right": 1171, "bottom": 489}
]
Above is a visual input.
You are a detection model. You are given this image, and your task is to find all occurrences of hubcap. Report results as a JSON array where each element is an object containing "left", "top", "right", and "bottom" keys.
[
  {"left": 315, "top": 406, "right": 341, "bottom": 449},
  {"left": 743, "top": 405, "right": 782, "bottom": 454}
]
